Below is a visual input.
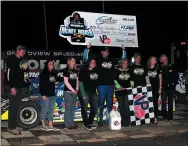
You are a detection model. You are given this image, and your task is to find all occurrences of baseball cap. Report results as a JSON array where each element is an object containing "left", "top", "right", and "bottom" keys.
[
  {"left": 101, "top": 47, "right": 109, "bottom": 51},
  {"left": 134, "top": 53, "right": 141, "bottom": 58},
  {"left": 16, "top": 45, "right": 26, "bottom": 51}
]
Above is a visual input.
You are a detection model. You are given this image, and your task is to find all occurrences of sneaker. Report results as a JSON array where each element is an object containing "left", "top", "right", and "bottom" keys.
[
  {"left": 98, "top": 121, "right": 103, "bottom": 127},
  {"left": 41, "top": 126, "right": 49, "bottom": 131},
  {"left": 8, "top": 129, "right": 21, "bottom": 135},
  {"left": 90, "top": 124, "right": 97, "bottom": 129},
  {"left": 154, "top": 118, "right": 158, "bottom": 124},
  {"left": 85, "top": 125, "right": 93, "bottom": 131},
  {"left": 48, "top": 127, "right": 59, "bottom": 131}
]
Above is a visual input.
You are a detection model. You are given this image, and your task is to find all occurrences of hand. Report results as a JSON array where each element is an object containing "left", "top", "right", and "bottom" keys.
[
  {"left": 158, "top": 88, "right": 162, "bottom": 95},
  {"left": 24, "top": 79, "right": 28, "bottom": 83},
  {"left": 11, "top": 88, "right": 17, "bottom": 96},
  {"left": 42, "top": 96, "right": 47, "bottom": 100},
  {"left": 121, "top": 44, "right": 125, "bottom": 50},
  {"left": 73, "top": 90, "right": 78, "bottom": 95},
  {"left": 87, "top": 43, "right": 91, "bottom": 49}
]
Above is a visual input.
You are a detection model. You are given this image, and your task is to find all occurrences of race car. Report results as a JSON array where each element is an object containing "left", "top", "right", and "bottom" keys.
[{"left": 1, "top": 77, "right": 113, "bottom": 129}]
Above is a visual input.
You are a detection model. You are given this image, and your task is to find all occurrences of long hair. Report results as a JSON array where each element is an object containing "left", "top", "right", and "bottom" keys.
[
  {"left": 147, "top": 56, "right": 158, "bottom": 71},
  {"left": 66, "top": 57, "right": 76, "bottom": 70},
  {"left": 86, "top": 57, "right": 97, "bottom": 69},
  {"left": 43, "top": 59, "right": 55, "bottom": 72}
]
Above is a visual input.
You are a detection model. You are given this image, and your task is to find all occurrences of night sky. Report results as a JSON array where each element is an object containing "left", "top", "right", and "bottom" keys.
[{"left": 1, "top": 1, "right": 187, "bottom": 60}]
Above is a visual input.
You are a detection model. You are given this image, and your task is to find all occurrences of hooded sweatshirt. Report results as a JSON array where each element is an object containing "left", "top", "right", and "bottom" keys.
[{"left": 39, "top": 63, "right": 58, "bottom": 97}]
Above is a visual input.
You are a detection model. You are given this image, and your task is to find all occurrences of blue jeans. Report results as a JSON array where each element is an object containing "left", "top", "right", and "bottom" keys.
[
  {"left": 64, "top": 91, "right": 77, "bottom": 127},
  {"left": 97, "top": 85, "right": 114, "bottom": 123},
  {"left": 40, "top": 96, "right": 56, "bottom": 121}
]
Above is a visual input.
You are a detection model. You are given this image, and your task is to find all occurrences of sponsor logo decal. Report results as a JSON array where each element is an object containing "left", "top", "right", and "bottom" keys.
[
  {"left": 99, "top": 35, "right": 111, "bottom": 44},
  {"left": 122, "top": 18, "right": 134, "bottom": 21},
  {"left": 113, "top": 120, "right": 120, "bottom": 126},
  {"left": 59, "top": 12, "right": 94, "bottom": 43},
  {"left": 133, "top": 94, "right": 149, "bottom": 119},
  {"left": 96, "top": 16, "right": 117, "bottom": 25},
  {"left": 29, "top": 72, "right": 40, "bottom": 78}
]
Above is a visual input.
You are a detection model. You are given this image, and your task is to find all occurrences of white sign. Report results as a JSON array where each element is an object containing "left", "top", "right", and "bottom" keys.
[{"left": 59, "top": 11, "right": 138, "bottom": 47}]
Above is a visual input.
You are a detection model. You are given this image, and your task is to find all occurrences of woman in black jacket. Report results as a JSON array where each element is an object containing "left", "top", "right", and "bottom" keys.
[
  {"left": 147, "top": 56, "right": 162, "bottom": 124},
  {"left": 79, "top": 58, "right": 99, "bottom": 130},
  {"left": 39, "top": 60, "right": 59, "bottom": 131}
]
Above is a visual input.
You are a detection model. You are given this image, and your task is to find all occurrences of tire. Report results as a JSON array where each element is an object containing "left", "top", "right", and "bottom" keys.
[{"left": 17, "top": 101, "right": 40, "bottom": 129}]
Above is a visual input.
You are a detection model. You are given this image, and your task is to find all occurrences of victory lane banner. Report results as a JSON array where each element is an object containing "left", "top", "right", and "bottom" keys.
[
  {"left": 59, "top": 11, "right": 138, "bottom": 47},
  {"left": 127, "top": 85, "right": 155, "bottom": 126}
]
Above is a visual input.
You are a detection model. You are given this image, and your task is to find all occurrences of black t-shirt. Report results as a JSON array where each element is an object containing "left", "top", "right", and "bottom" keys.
[
  {"left": 79, "top": 68, "right": 99, "bottom": 92},
  {"left": 147, "top": 66, "right": 161, "bottom": 89},
  {"left": 63, "top": 69, "right": 78, "bottom": 92},
  {"left": 160, "top": 64, "right": 178, "bottom": 89},
  {"left": 96, "top": 57, "right": 116, "bottom": 85},
  {"left": 115, "top": 68, "right": 131, "bottom": 88},
  {"left": 130, "top": 64, "right": 146, "bottom": 87}
]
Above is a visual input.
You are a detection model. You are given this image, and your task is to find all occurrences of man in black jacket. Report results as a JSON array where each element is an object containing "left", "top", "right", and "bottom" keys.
[
  {"left": 160, "top": 54, "right": 178, "bottom": 121},
  {"left": 6, "top": 45, "right": 26, "bottom": 135}
]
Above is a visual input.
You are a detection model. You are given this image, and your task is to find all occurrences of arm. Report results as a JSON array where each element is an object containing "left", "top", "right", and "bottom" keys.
[
  {"left": 64, "top": 77, "right": 76, "bottom": 93},
  {"left": 114, "top": 80, "right": 122, "bottom": 89},
  {"left": 7, "top": 58, "right": 19, "bottom": 88},
  {"left": 158, "top": 73, "right": 162, "bottom": 94},
  {"left": 79, "top": 81, "right": 86, "bottom": 97},
  {"left": 83, "top": 43, "right": 91, "bottom": 63},
  {"left": 76, "top": 77, "right": 79, "bottom": 91},
  {"left": 121, "top": 45, "right": 127, "bottom": 59}
]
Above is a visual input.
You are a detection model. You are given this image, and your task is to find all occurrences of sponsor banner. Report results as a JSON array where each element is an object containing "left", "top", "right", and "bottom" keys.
[
  {"left": 59, "top": 11, "right": 138, "bottom": 47},
  {"left": 1, "top": 50, "right": 83, "bottom": 70}
]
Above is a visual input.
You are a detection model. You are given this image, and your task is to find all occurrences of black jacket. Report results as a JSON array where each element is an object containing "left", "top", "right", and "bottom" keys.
[
  {"left": 160, "top": 64, "right": 178, "bottom": 90},
  {"left": 6, "top": 55, "right": 25, "bottom": 88},
  {"left": 39, "top": 68, "right": 60, "bottom": 97}
]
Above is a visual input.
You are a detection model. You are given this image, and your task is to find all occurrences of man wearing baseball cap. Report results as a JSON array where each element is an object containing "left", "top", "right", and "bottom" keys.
[
  {"left": 83, "top": 44, "right": 126, "bottom": 127},
  {"left": 6, "top": 45, "right": 27, "bottom": 135}
]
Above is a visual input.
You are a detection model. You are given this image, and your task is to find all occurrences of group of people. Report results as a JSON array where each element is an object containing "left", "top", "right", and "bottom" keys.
[{"left": 6, "top": 44, "right": 179, "bottom": 135}]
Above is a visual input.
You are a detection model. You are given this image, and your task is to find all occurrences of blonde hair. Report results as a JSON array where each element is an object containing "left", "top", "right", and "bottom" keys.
[{"left": 148, "top": 56, "right": 158, "bottom": 71}]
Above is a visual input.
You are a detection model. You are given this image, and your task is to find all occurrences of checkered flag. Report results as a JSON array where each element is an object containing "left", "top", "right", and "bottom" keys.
[{"left": 127, "top": 85, "right": 155, "bottom": 126}]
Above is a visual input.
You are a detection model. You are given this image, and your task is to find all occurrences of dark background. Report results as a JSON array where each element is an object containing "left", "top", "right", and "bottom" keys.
[{"left": 1, "top": 1, "right": 188, "bottom": 60}]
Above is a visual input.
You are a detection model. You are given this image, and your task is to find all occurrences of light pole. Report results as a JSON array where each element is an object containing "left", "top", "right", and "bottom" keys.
[
  {"left": 102, "top": 1, "right": 105, "bottom": 13},
  {"left": 43, "top": 1, "right": 49, "bottom": 51}
]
